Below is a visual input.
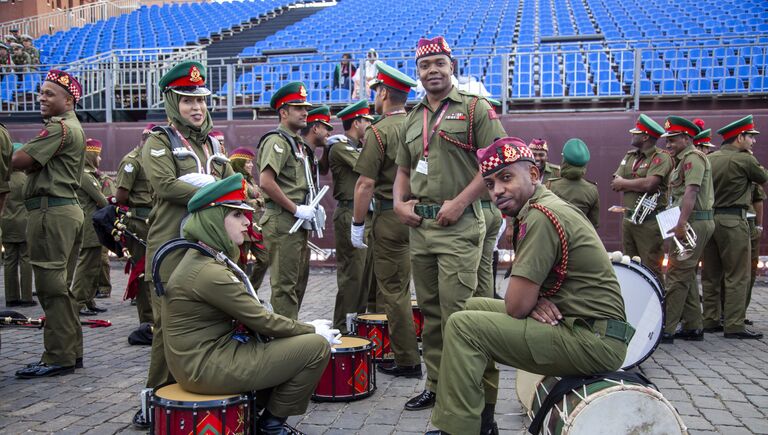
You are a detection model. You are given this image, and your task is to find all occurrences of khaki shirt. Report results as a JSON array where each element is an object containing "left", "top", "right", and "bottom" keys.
[
  {"left": 23, "top": 46, "right": 40, "bottom": 64},
  {"left": 541, "top": 162, "right": 561, "bottom": 184},
  {"left": 708, "top": 144, "right": 768, "bottom": 209},
  {"left": 116, "top": 147, "right": 153, "bottom": 209},
  {"left": 257, "top": 125, "right": 309, "bottom": 205},
  {"left": 396, "top": 86, "right": 506, "bottom": 203},
  {"left": 546, "top": 166, "right": 600, "bottom": 228},
  {"left": 669, "top": 145, "right": 714, "bottom": 211},
  {"left": 355, "top": 112, "right": 406, "bottom": 201},
  {"left": 614, "top": 146, "right": 673, "bottom": 212},
  {"left": 0, "top": 171, "right": 28, "bottom": 242},
  {"left": 164, "top": 249, "right": 314, "bottom": 390},
  {"left": 329, "top": 135, "right": 360, "bottom": 201},
  {"left": 511, "top": 185, "right": 626, "bottom": 321},
  {"left": 143, "top": 128, "right": 233, "bottom": 282},
  {"left": 0, "top": 124, "right": 11, "bottom": 194},
  {"left": 21, "top": 110, "right": 85, "bottom": 200},
  {"left": 76, "top": 171, "right": 108, "bottom": 248},
  {"left": 749, "top": 184, "right": 766, "bottom": 214}
]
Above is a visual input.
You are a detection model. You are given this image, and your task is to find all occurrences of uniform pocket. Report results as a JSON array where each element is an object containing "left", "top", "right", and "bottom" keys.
[
  {"left": 457, "top": 271, "right": 478, "bottom": 291},
  {"left": 440, "top": 121, "right": 469, "bottom": 145}
]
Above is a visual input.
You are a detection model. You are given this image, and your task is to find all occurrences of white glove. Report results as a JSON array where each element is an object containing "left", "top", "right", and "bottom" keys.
[
  {"left": 351, "top": 223, "right": 367, "bottom": 249},
  {"left": 178, "top": 173, "right": 216, "bottom": 187},
  {"left": 308, "top": 319, "right": 333, "bottom": 330},
  {"left": 294, "top": 204, "right": 315, "bottom": 221},
  {"left": 309, "top": 319, "right": 342, "bottom": 345}
]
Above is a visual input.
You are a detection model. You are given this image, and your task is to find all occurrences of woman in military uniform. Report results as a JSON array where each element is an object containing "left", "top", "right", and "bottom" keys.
[{"left": 162, "top": 174, "right": 333, "bottom": 434}]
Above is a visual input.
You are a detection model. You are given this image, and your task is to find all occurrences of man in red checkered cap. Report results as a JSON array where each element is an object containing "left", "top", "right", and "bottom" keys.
[
  {"left": 393, "top": 36, "right": 506, "bottom": 412},
  {"left": 13, "top": 69, "right": 86, "bottom": 378},
  {"left": 427, "top": 138, "right": 629, "bottom": 435}
]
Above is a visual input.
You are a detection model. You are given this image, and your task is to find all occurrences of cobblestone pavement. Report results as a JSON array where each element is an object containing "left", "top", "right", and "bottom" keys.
[{"left": 1, "top": 263, "right": 767, "bottom": 434}]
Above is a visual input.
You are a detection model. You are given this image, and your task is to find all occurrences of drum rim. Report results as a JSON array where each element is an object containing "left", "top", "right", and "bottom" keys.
[
  {"left": 151, "top": 393, "right": 250, "bottom": 408},
  {"left": 355, "top": 313, "right": 389, "bottom": 323},
  {"left": 612, "top": 262, "right": 665, "bottom": 370},
  {"left": 332, "top": 335, "right": 374, "bottom": 353}
]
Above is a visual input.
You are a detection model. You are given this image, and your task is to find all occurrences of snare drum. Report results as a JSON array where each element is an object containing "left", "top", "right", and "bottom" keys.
[
  {"left": 612, "top": 261, "right": 665, "bottom": 369},
  {"left": 411, "top": 300, "right": 424, "bottom": 341},
  {"left": 151, "top": 383, "right": 251, "bottom": 435},
  {"left": 313, "top": 336, "right": 376, "bottom": 402},
  {"left": 517, "top": 370, "right": 687, "bottom": 435},
  {"left": 354, "top": 313, "right": 393, "bottom": 362}
]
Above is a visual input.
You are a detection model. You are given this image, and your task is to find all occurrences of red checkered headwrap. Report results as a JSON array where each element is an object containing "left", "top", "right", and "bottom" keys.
[
  {"left": 476, "top": 137, "right": 535, "bottom": 177},
  {"left": 416, "top": 36, "right": 452, "bottom": 60},
  {"left": 45, "top": 69, "right": 82, "bottom": 103},
  {"left": 528, "top": 138, "right": 548, "bottom": 152},
  {"left": 85, "top": 138, "right": 102, "bottom": 154}
]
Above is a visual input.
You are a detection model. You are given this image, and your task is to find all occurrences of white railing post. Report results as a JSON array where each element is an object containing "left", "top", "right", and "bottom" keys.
[{"left": 226, "top": 64, "right": 234, "bottom": 121}]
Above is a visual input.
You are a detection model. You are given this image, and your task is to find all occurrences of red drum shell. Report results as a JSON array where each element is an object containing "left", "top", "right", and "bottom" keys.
[
  {"left": 312, "top": 336, "right": 376, "bottom": 402},
  {"left": 354, "top": 313, "right": 393, "bottom": 362},
  {"left": 151, "top": 384, "right": 251, "bottom": 435}
]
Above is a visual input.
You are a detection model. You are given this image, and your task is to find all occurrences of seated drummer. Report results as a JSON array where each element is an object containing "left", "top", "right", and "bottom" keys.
[
  {"left": 162, "top": 174, "right": 337, "bottom": 435},
  {"left": 428, "top": 138, "right": 632, "bottom": 435}
]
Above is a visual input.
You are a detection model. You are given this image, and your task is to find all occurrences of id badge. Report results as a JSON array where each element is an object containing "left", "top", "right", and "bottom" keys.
[{"left": 416, "top": 158, "right": 428, "bottom": 175}]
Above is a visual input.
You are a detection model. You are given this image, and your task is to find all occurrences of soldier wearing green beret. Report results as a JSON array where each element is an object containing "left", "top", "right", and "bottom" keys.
[
  {"left": 428, "top": 138, "right": 629, "bottom": 435},
  {"left": 660, "top": 116, "right": 714, "bottom": 344},
  {"left": 131, "top": 61, "right": 234, "bottom": 428},
  {"left": 72, "top": 139, "right": 109, "bottom": 316},
  {"left": 257, "top": 81, "right": 315, "bottom": 320},
  {"left": 353, "top": 61, "right": 421, "bottom": 376},
  {"left": 394, "top": 36, "right": 506, "bottom": 411},
  {"left": 328, "top": 99, "right": 376, "bottom": 333},
  {"left": 700, "top": 115, "right": 766, "bottom": 339},
  {"left": 12, "top": 70, "right": 85, "bottom": 378},
  {"left": 163, "top": 173, "right": 332, "bottom": 434},
  {"left": 610, "top": 114, "right": 672, "bottom": 281},
  {"left": 693, "top": 128, "right": 715, "bottom": 155},
  {"left": 2, "top": 142, "right": 34, "bottom": 308},
  {"left": 546, "top": 138, "right": 600, "bottom": 228},
  {"left": 115, "top": 124, "right": 155, "bottom": 326}
]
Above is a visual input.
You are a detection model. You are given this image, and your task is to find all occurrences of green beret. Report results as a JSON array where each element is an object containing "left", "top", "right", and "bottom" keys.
[
  {"left": 487, "top": 98, "right": 502, "bottom": 108},
  {"left": 629, "top": 114, "right": 665, "bottom": 138},
  {"left": 307, "top": 105, "right": 333, "bottom": 130},
  {"left": 369, "top": 61, "right": 417, "bottom": 92},
  {"left": 562, "top": 138, "right": 590, "bottom": 166},
  {"left": 661, "top": 116, "right": 700, "bottom": 138},
  {"left": 717, "top": 115, "right": 760, "bottom": 140},
  {"left": 159, "top": 61, "right": 211, "bottom": 97},
  {"left": 271, "top": 81, "right": 312, "bottom": 110},
  {"left": 187, "top": 173, "right": 254, "bottom": 213},
  {"left": 337, "top": 99, "right": 374, "bottom": 121}
]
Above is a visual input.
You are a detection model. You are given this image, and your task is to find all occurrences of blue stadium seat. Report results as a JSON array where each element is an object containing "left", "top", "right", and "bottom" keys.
[
  {"left": 660, "top": 79, "right": 686, "bottom": 94},
  {"left": 569, "top": 83, "right": 593, "bottom": 96},
  {"left": 597, "top": 81, "right": 623, "bottom": 96},
  {"left": 541, "top": 83, "right": 565, "bottom": 97},
  {"left": 718, "top": 77, "right": 746, "bottom": 92},
  {"left": 749, "top": 77, "right": 768, "bottom": 92},
  {"left": 688, "top": 78, "right": 714, "bottom": 94}
]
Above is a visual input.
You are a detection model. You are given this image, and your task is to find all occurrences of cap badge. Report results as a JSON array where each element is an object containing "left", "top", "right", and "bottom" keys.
[
  {"left": 503, "top": 146, "right": 518, "bottom": 162},
  {"left": 299, "top": 85, "right": 307, "bottom": 97},
  {"left": 58, "top": 75, "right": 70, "bottom": 86},
  {"left": 189, "top": 66, "right": 202, "bottom": 83},
  {"left": 664, "top": 120, "right": 671, "bottom": 129}
]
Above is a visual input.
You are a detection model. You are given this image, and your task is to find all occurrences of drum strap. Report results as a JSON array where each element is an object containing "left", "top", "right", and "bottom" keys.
[
  {"left": 152, "top": 238, "right": 216, "bottom": 296},
  {"left": 528, "top": 371, "right": 656, "bottom": 434}
]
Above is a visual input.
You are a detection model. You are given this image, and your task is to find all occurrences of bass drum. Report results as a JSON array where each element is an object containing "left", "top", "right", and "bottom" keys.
[{"left": 612, "top": 261, "right": 665, "bottom": 369}]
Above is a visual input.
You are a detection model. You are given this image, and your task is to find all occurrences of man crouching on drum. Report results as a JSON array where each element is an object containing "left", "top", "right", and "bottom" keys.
[
  {"left": 162, "top": 174, "right": 335, "bottom": 435},
  {"left": 427, "top": 138, "right": 632, "bottom": 435}
]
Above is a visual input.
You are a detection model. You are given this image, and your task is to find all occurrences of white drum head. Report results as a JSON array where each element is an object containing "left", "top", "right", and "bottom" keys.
[{"left": 613, "top": 262, "right": 664, "bottom": 369}]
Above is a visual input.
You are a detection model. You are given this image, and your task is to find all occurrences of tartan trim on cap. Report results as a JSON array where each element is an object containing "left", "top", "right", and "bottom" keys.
[
  {"left": 229, "top": 152, "right": 253, "bottom": 161},
  {"left": 45, "top": 69, "right": 82, "bottom": 103},
  {"left": 528, "top": 138, "right": 548, "bottom": 151},
  {"left": 478, "top": 138, "right": 536, "bottom": 177},
  {"left": 86, "top": 144, "right": 102, "bottom": 153}
]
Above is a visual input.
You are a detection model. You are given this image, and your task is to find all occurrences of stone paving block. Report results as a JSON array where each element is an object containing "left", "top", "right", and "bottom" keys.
[
  {"left": 734, "top": 382, "right": 768, "bottom": 395},
  {"left": 359, "top": 424, "right": 396, "bottom": 434},
  {"left": 32, "top": 415, "right": 82, "bottom": 432},
  {"left": 713, "top": 425, "right": 754, "bottom": 435},
  {"left": 683, "top": 384, "right": 715, "bottom": 396},
  {"left": 742, "top": 416, "right": 768, "bottom": 434},
  {"left": 703, "top": 408, "right": 742, "bottom": 426},
  {"left": 684, "top": 415, "right": 716, "bottom": 431},
  {"left": 717, "top": 387, "right": 749, "bottom": 402},
  {"left": 691, "top": 395, "right": 727, "bottom": 410}
]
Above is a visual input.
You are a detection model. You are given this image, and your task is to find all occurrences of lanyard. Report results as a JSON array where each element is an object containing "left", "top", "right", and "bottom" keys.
[
  {"left": 172, "top": 125, "right": 212, "bottom": 170},
  {"left": 422, "top": 102, "right": 450, "bottom": 158},
  {"left": 631, "top": 152, "right": 645, "bottom": 173}
]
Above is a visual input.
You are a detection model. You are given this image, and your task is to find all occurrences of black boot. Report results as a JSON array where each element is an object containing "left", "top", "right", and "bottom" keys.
[
  {"left": 258, "top": 410, "right": 305, "bottom": 435},
  {"left": 480, "top": 403, "right": 499, "bottom": 435}
]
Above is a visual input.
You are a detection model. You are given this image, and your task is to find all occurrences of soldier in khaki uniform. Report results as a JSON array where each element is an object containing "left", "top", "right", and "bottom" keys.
[
  {"left": 164, "top": 173, "right": 333, "bottom": 434},
  {"left": 13, "top": 70, "right": 85, "bottom": 378},
  {"left": 610, "top": 115, "right": 672, "bottom": 281},
  {"left": 660, "top": 116, "right": 715, "bottom": 343},
  {"left": 329, "top": 99, "right": 374, "bottom": 332},
  {"left": 95, "top": 170, "right": 115, "bottom": 299},
  {"left": 115, "top": 123, "right": 155, "bottom": 325},
  {"left": 133, "top": 61, "right": 233, "bottom": 428},
  {"left": 10, "top": 43, "right": 30, "bottom": 72},
  {"left": 258, "top": 82, "right": 314, "bottom": 320},
  {"left": 428, "top": 138, "right": 630, "bottom": 435},
  {"left": 693, "top": 126, "right": 715, "bottom": 155},
  {"left": 546, "top": 138, "right": 600, "bottom": 228},
  {"left": 529, "top": 138, "right": 560, "bottom": 183},
  {"left": 20, "top": 35, "right": 40, "bottom": 66},
  {"left": 394, "top": 36, "right": 506, "bottom": 411},
  {"left": 72, "top": 138, "right": 109, "bottom": 315},
  {"left": 746, "top": 183, "right": 764, "bottom": 320},
  {"left": 0, "top": 43, "right": 11, "bottom": 69},
  {"left": 701, "top": 115, "right": 766, "bottom": 339},
  {"left": 2, "top": 143, "right": 34, "bottom": 307},
  {"left": 352, "top": 61, "right": 421, "bottom": 377}
]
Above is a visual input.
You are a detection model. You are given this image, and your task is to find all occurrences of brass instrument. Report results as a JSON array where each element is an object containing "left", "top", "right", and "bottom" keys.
[
  {"left": 672, "top": 223, "right": 697, "bottom": 261},
  {"left": 629, "top": 192, "right": 659, "bottom": 225}
]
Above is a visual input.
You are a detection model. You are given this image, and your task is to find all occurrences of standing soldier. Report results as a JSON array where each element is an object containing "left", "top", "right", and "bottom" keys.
[
  {"left": 20, "top": 35, "right": 40, "bottom": 66},
  {"left": 115, "top": 123, "right": 155, "bottom": 326},
  {"left": 12, "top": 70, "right": 85, "bottom": 378},
  {"left": 701, "top": 115, "right": 766, "bottom": 339},
  {"left": 257, "top": 82, "right": 314, "bottom": 320},
  {"left": 0, "top": 123, "right": 10, "bottom": 213},
  {"left": 329, "top": 99, "right": 374, "bottom": 333},
  {"left": 746, "top": 183, "right": 764, "bottom": 324},
  {"left": 660, "top": 116, "right": 714, "bottom": 344},
  {"left": 394, "top": 36, "right": 506, "bottom": 411},
  {"left": 352, "top": 61, "right": 421, "bottom": 377},
  {"left": 546, "top": 138, "right": 600, "bottom": 228},
  {"left": 610, "top": 114, "right": 672, "bottom": 280},
  {"left": 95, "top": 162, "right": 116, "bottom": 299},
  {"left": 133, "top": 61, "right": 233, "bottom": 428},
  {"left": 2, "top": 143, "right": 34, "bottom": 307},
  {"left": 693, "top": 127, "right": 715, "bottom": 155},
  {"left": 529, "top": 138, "right": 560, "bottom": 183},
  {"left": 72, "top": 138, "right": 109, "bottom": 316}
]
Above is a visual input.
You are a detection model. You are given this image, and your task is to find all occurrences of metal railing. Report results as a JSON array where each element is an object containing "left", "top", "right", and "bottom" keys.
[
  {"left": 0, "top": 0, "right": 141, "bottom": 38},
  {"left": 1, "top": 41, "right": 765, "bottom": 119}
]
